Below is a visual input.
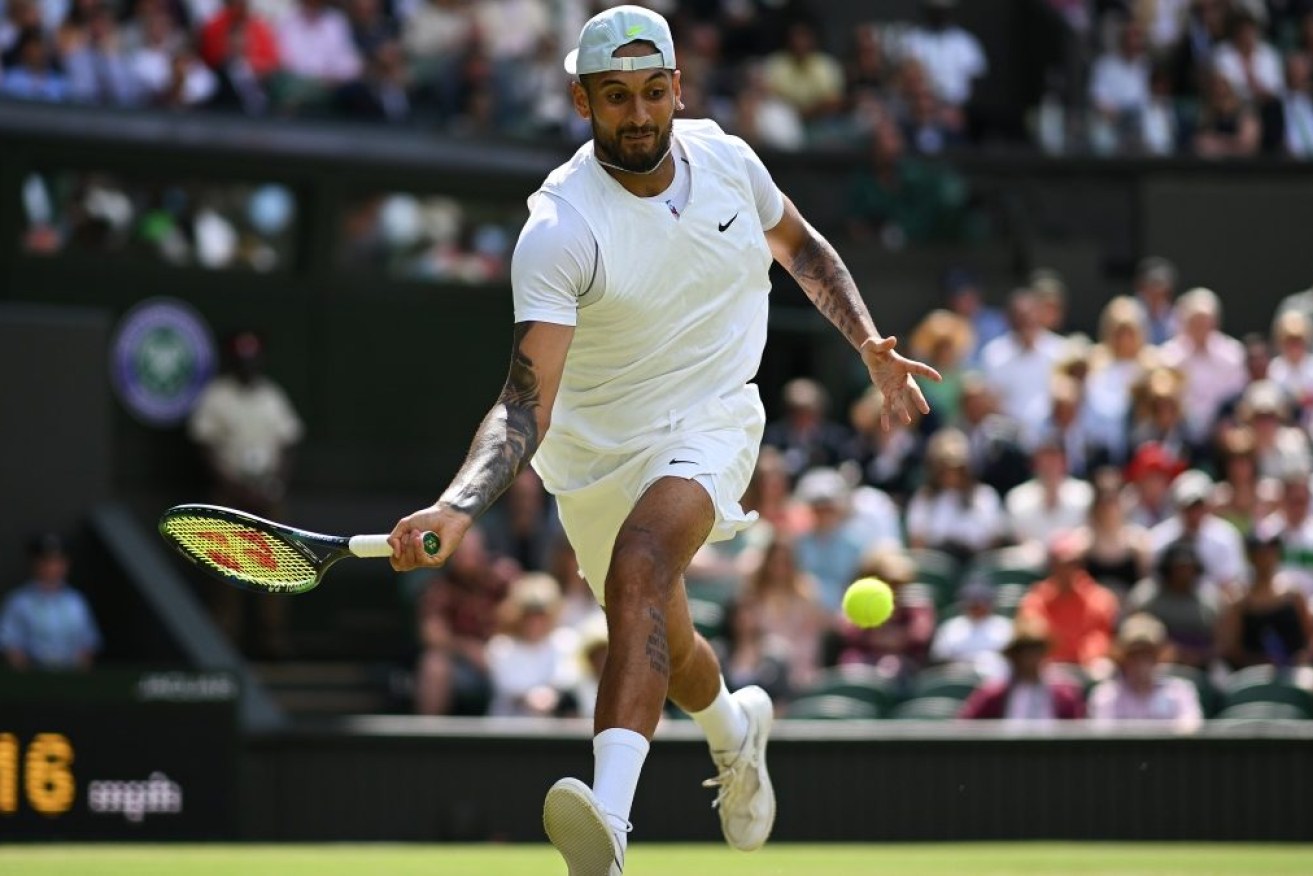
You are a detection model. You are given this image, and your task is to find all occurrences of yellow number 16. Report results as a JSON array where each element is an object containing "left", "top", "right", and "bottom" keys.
[{"left": 0, "top": 732, "right": 76, "bottom": 816}]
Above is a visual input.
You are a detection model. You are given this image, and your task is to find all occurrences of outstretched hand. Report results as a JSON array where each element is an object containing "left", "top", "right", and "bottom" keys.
[{"left": 860, "top": 336, "right": 942, "bottom": 430}]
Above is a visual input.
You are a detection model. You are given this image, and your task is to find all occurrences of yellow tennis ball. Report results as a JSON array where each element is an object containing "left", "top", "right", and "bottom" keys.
[{"left": 842, "top": 577, "right": 895, "bottom": 628}]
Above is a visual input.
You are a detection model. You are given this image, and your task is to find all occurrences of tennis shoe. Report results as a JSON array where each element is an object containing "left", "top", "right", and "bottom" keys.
[
  {"left": 543, "top": 777, "right": 628, "bottom": 876},
  {"left": 702, "top": 684, "right": 776, "bottom": 851}
]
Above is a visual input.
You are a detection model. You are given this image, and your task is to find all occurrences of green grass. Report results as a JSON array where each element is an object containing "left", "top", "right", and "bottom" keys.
[{"left": 1, "top": 844, "right": 1311, "bottom": 876}]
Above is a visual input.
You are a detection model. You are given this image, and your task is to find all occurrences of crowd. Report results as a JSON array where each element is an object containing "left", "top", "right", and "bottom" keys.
[
  {"left": 1, "top": 0, "right": 1310, "bottom": 158},
  {"left": 406, "top": 259, "right": 1313, "bottom": 724}
]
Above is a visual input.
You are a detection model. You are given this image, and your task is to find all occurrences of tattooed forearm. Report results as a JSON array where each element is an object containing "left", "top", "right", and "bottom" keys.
[
  {"left": 441, "top": 323, "right": 542, "bottom": 517},
  {"left": 644, "top": 606, "right": 670, "bottom": 676},
  {"left": 788, "top": 234, "right": 877, "bottom": 349}
]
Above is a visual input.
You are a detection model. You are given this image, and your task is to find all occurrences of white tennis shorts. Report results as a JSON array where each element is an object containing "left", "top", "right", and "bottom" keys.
[{"left": 533, "top": 385, "right": 765, "bottom": 603}]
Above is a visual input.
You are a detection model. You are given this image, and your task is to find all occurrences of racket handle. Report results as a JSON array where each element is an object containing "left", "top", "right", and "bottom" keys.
[{"left": 349, "top": 532, "right": 440, "bottom": 558}]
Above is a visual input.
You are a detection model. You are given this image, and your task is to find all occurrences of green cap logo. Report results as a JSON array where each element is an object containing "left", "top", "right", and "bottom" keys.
[{"left": 625, "top": 24, "right": 643, "bottom": 37}]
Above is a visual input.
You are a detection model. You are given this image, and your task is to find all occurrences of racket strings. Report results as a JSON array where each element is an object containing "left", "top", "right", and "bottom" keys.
[{"left": 161, "top": 515, "right": 317, "bottom": 591}]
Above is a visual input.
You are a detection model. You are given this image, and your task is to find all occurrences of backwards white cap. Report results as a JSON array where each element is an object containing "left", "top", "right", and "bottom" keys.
[{"left": 564, "top": 4, "right": 676, "bottom": 76}]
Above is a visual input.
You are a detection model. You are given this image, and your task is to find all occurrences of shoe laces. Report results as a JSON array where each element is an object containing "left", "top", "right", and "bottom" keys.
[{"left": 702, "top": 749, "right": 755, "bottom": 811}]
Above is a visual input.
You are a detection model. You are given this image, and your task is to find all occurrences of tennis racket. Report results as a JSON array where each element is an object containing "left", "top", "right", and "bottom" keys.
[{"left": 158, "top": 503, "right": 439, "bottom": 594}]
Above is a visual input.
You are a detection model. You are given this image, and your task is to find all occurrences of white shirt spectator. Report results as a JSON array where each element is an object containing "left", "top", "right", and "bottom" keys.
[
  {"left": 188, "top": 375, "right": 303, "bottom": 484},
  {"left": 472, "top": 0, "right": 550, "bottom": 62},
  {"left": 930, "top": 613, "right": 1012, "bottom": 679},
  {"left": 980, "top": 330, "right": 1067, "bottom": 445},
  {"left": 906, "top": 485, "right": 1007, "bottom": 553},
  {"left": 901, "top": 25, "right": 987, "bottom": 108},
  {"left": 278, "top": 3, "right": 363, "bottom": 83},
  {"left": 1268, "top": 353, "right": 1313, "bottom": 405},
  {"left": 1087, "top": 674, "right": 1202, "bottom": 728},
  {"left": 1260, "top": 509, "right": 1313, "bottom": 601},
  {"left": 1285, "top": 88, "right": 1313, "bottom": 158},
  {"left": 1157, "top": 331, "right": 1247, "bottom": 442},
  {"left": 1005, "top": 476, "right": 1094, "bottom": 546},
  {"left": 402, "top": 0, "right": 474, "bottom": 61},
  {"left": 1212, "top": 41, "right": 1284, "bottom": 101},
  {"left": 486, "top": 626, "right": 578, "bottom": 717},
  {"left": 849, "top": 484, "right": 905, "bottom": 551},
  {"left": 1082, "top": 359, "right": 1143, "bottom": 459},
  {"left": 1148, "top": 514, "right": 1246, "bottom": 599},
  {"left": 1141, "top": 0, "right": 1191, "bottom": 52},
  {"left": 1090, "top": 51, "right": 1151, "bottom": 113}
]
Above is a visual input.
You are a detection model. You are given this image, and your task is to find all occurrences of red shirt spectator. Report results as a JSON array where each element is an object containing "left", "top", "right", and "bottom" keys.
[
  {"left": 1018, "top": 531, "right": 1119, "bottom": 667},
  {"left": 200, "top": 0, "right": 280, "bottom": 78}
]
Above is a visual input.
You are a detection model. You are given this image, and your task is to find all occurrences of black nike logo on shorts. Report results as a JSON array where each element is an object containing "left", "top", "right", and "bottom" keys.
[
  {"left": 670, "top": 459, "right": 697, "bottom": 465},
  {"left": 718, "top": 213, "right": 738, "bottom": 232}
]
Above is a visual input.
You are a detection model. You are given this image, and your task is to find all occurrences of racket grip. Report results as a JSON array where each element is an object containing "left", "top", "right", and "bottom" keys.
[{"left": 348, "top": 532, "right": 441, "bottom": 558}]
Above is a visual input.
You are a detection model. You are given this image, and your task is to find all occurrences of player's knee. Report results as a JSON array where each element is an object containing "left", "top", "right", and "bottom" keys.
[{"left": 605, "top": 534, "right": 678, "bottom": 608}]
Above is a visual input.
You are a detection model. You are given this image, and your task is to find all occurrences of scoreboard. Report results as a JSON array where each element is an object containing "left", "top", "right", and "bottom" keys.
[{"left": 0, "top": 669, "right": 238, "bottom": 839}]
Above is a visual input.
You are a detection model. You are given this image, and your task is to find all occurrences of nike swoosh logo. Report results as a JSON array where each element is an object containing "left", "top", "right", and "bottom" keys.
[
  {"left": 670, "top": 459, "right": 697, "bottom": 465},
  {"left": 718, "top": 213, "right": 738, "bottom": 233}
]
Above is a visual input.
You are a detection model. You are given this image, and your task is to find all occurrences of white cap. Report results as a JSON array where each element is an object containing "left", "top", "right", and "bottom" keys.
[
  {"left": 564, "top": 5, "right": 676, "bottom": 76},
  {"left": 1171, "top": 469, "right": 1214, "bottom": 509}
]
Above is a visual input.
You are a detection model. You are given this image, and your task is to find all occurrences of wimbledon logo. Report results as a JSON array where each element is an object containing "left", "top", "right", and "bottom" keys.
[{"left": 109, "top": 298, "right": 216, "bottom": 427}]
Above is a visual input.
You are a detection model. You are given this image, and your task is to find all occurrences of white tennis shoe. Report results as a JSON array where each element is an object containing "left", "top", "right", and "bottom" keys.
[
  {"left": 702, "top": 684, "right": 776, "bottom": 851},
  {"left": 543, "top": 777, "right": 628, "bottom": 876}
]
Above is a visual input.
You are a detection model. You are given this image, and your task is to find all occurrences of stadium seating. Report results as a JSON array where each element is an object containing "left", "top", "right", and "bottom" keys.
[
  {"left": 797, "top": 663, "right": 903, "bottom": 715},
  {"left": 911, "top": 665, "right": 982, "bottom": 701},
  {"left": 891, "top": 696, "right": 964, "bottom": 720},
  {"left": 786, "top": 693, "right": 882, "bottom": 720},
  {"left": 1219, "top": 666, "right": 1313, "bottom": 718}
]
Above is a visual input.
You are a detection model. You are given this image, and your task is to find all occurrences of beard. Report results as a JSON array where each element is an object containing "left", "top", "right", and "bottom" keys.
[{"left": 592, "top": 118, "right": 674, "bottom": 174}]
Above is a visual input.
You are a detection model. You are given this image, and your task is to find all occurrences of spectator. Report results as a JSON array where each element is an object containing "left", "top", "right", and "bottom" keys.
[
  {"left": 1171, "top": 0, "right": 1230, "bottom": 96},
  {"left": 344, "top": 0, "right": 396, "bottom": 57},
  {"left": 402, "top": 0, "right": 474, "bottom": 76},
  {"left": 837, "top": 548, "right": 936, "bottom": 679},
  {"left": 1084, "top": 296, "right": 1156, "bottom": 465},
  {"left": 1261, "top": 472, "right": 1313, "bottom": 598},
  {"left": 852, "top": 110, "right": 977, "bottom": 249},
  {"left": 901, "top": 0, "right": 987, "bottom": 113},
  {"left": 1236, "top": 380, "right": 1312, "bottom": 479},
  {"left": 980, "top": 288, "right": 1067, "bottom": 446},
  {"left": 336, "top": 39, "right": 411, "bottom": 121},
  {"left": 1211, "top": 7, "right": 1284, "bottom": 104},
  {"left": 486, "top": 572, "right": 577, "bottom": 717},
  {"left": 1089, "top": 17, "right": 1153, "bottom": 154},
  {"left": 208, "top": 23, "right": 273, "bottom": 114},
  {"left": 1157, "top": 287, "right": 1247, "bottom": 445},
  {"left": 413, "top": 524, "right": 515, "bottom": 715},
  {"left": 846, "top": 385, "right": 925, "bottom": 503},
  {"left": 731, "top": 60, "right": 806, "bottom": 151},
  {"left": 1267, "top": 310, "right": 1313, "bottom": 411},
  {"left": 1142, "top": 62, "right": 1182, "bottom": 154},
  {"left": 908, "top": 308, "right": 974, "bottom": 426},
  {"left": 156, "top": 46, "right": 220, "bottom": 109},
  {"left": 740, "top": 534, "right": 830, "bottom": 690},
  {"left": 277, "top": 0, "right": 363, "bottom": 88},
  {"left": 1038, "top": 373, "right": 1095, "bottom": 478},
  {"left": 1124, "top": 441, "right": 1187, "bottom": 528},
  {"left": 762, "top": 377, "right": 852, "bottom": 481},
  {"left": 1192, "top": 66, "right": 1262, "bottom": 156},
  {"left": 63, "top": 2, "right": 142, "bottom": 106},
  {"left": 959, "top": 373, "right": 1031, "bottom": 497},
  {"left": 187, "top": 330, "right": 303, "bottom": 653},
  {"left": 1087, "top": 613, "right": 1204, "bottom": 728},
  {"left": 1030, "top": 267, "right": 1070, "bottom": 340},
  {"left": 1019, "top": 530, "right": 1120, "bottom": 670},
  {"left": 128, "top": 6, "right": 191, "bottom": 104},
  {"left": 1217, "top": 526, "right": 1313, "bottom": 667},
  {"left": 1137, "top": 0, "right": 1192, "bottom": 56},
  {"left": 1212, "top": 425, "right": 1262, "bottom": 535},
  {"left": 1282, "top": 51, "right": 1313, "bottom": 157},
  {"left": 1006, "top": 438, "right": 1095, "bottom": 551},
  {"left": 1149, "top": 469, "right": 1247, "bottom": 600},
  {"left": 0, "top": 28, "right": 69, "bottom": 102},
  {"left": 1, "top": 0, "right": 43, "bottom": 56},
  {"left": 942, "top": 267, "right": 1008, "bottom": 366},
  {"left": 1125, "top": 537, "right": 1220, "bottom": 668},
  {"left": 892, "top": 56, "right": 964, "bottom": 154},
  {"left": 720, "top": 596, "right": 792, "bottom": 706},
  {"left": 906, "top": 427, "right": 1008, "bottom": 562},
  {"left": 198, "top": 0, "right": 280, "bottom": 79},
  {"left": 0, "top": 533, "right": 101, "bottom": 671},
  {"left": 761, "top": 19, "right": 844, "bottom": 123},
  {"left": 959, "top": 617, "right": 1086, "bottom": 720},
  {"left": 792, "top": 467, "right": 869, "bottom": 613},
  {"left": 1133, "top": 256, "right": 1179, "bottom": 346},
  {"left": 844, "top": 22, "right": 888, "bottom": 102},
  {"left": 1128, "top": 367, "right": 1195, "bottom": 466},
  {"left": 1082, "top": 468, "right": 1151, "bottom": 594},
  {"left": 929, "top": 576, "right": 1012, "bottom": 680}
]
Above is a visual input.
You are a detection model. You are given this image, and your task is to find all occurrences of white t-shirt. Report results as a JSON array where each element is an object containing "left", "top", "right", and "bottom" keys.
[
  {"left": 1005, "top": 477, "right": 1094, "bottom": 546},
  {"left": 902, "top": 26, "right": 987, "bottom": 107},
  {"left": 187, "top": 375, "right": 303, "bottom": 482},
  {"left": 486, "top": 626, "right": 579, "bottom": 717},
  {"left": 1090, "top": 53, "right": 1150, "bottom": 113},
  {"left": 906, "top": 485, "right": 1006, "bottom": 552},
  {"left": 930, "top": 614, "right": 1012, "bottom": 679},
  {"left": 512, "top": 120, "right": 785, "bottom": 482},
  {"left": 980, "top": 331, "right": 1066, "bottom": 446},
  {"left": 1212, "top": 42, "right": 1285, "bottom": 101}
]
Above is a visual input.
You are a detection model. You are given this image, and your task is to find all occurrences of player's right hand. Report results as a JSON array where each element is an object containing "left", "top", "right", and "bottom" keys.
[{"left": 387, "top": 504, "right": 472, "bottom": 571}]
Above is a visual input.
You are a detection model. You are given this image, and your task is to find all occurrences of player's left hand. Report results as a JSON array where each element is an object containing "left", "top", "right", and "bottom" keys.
[{"left": 860, "top": 336, "right": 942, "bottom": 430}]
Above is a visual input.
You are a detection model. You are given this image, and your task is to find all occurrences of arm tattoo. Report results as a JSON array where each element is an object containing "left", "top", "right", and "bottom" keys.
[
  {"left": 441, "top": 323, "right": 542, "bottom": 517},
  {"left": 644, "top": 606, "right": 670, "bottom": 676},
  {"left": 787, "top": 235, "right": 876, "bottom": 348}
]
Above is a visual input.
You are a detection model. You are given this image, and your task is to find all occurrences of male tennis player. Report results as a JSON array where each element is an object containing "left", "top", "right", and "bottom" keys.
[{"left": 389, "top": 6, "right": 939, "bottom": 874}]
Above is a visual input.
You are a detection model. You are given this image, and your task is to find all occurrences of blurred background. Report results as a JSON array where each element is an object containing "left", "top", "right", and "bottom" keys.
[{"left": 2, "top": 0, "right": 1312, "bottom": 847}]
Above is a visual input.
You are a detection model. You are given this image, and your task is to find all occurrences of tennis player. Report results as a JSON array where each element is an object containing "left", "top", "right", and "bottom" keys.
[{"left": 388, "top": 6, "right": 940, "bottom": 874}]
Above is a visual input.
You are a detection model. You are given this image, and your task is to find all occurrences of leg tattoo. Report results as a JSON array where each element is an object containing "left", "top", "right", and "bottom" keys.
[{"left": 644, "top": 606, "right": 670, "bottom": 676}]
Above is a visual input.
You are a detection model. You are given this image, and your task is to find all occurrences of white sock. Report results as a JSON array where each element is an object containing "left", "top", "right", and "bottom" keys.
[
  {"left": 688, "top": 677, "right": 749, "bottom": 753},
  {"left": 592, "top": 727, "right": 650, "bottom": 846}
]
